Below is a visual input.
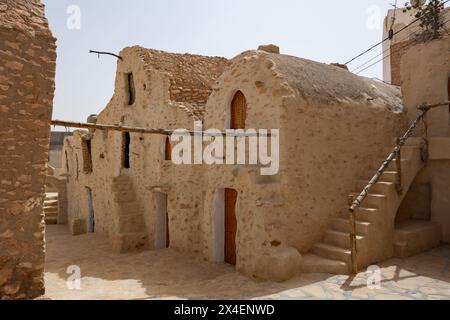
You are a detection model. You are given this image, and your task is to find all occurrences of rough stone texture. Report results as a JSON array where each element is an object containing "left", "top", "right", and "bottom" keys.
[
  {"left": 382, "top": 6, "right": 450, "bottom": 83},
  {"left": 390, "top": 39, "right": 414, "bottom": 86},
  {"left": 201, "top": 50, "right": 406, "bottom": 278},
  {"left": 61, "top": 47, "right": 229, "bottom": 255},
  {"left": 130, "top": 46, "right": 230, "bottom": 110},
  {"left": 61, "top": 46, "right": 407, "bottom": 280},
  {"left": 257, "top": 44, "right": 280, "bottom": 54},
  {"left": 400, "top": 36, "right": 450, "bottom": 137},
  {"left": 43, "top": 225, "right": 450, "bottom": 300},
  {"left": 396, "top": 37, "right": 450, "bottom": 246},
  {"left": 0, "top": 0, "right": 56, "bottom": 299}
]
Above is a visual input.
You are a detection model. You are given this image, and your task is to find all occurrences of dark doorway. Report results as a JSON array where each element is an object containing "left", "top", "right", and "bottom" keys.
[
  {"left": 122, "top": 132, "right": 131, "bottom": 169},
  {"left": 86, "top": 187, "right": 95, "bottom": 233},
  {"left": 127, "top": 73, "right": 136, "bottom": 105}
]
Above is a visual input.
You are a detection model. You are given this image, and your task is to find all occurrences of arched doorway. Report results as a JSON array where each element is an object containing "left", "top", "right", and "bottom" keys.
[{"left": 230, "top": 91, "right": 247, "bottom": 129}]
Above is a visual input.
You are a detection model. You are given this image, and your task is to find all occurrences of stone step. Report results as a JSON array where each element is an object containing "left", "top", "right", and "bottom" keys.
[
  {"left": 324, "top": 230, "right": 364, "bottom": 249},
  {"left": 371, "top": 158, "right": 411, "bottom": 172},
  {"left": 112, "top": 176, "right": 132, "bottom": 184},
  {"left": 44, "top": 206, "right": 58, "bottom": 212},
  {"left": 45, "top": 217, "right": 57, "bottom": 225},
  {"left": 112, "top": 182, "right": 133, "bottom": 192},
  {"left": 114, "top": 191, "right": 136, "bottom": 203},
  {"left": 330, "top": 218, "right": 371, "bottom": 235},
  {"left": 354, "top": 207, "right": 379, "bottom": 222},
  {"left": 339, "top": 207, "right": 379, "bottom": 222},
  {"left": 402, "top": 137, "right": 423, "bottom": 147},
  {"left": 356, "top": 180, "right": 395, "bottom": 195},
  {"left": 118, "top": 214, "right": 145, "bottom": 233},
  {"left": 311, "top": 243, "right": 352, "bottom": 264},
  {"left": 45, "top": 196, "right": 58, "bottom": 201},
  {"left": 117, "top": 202, "right": 140, "bottom": 215},
  {"left": 349, "top": 193, "right": 387, "bottom": 209},
  {"left": 394, "top": 220, "right": 442, "bottom": 258},
  {"left": 111, "top": 232, "right": 149, "bottom": 254},
  {"left": 301, "top": 254, "right": 350, "bottom": 275},
  {"left": 362, "top": 170, "right": 398, "bottom": 183},
  {"left": 44, "top": 200, "right": 58, "bottom": 206}
]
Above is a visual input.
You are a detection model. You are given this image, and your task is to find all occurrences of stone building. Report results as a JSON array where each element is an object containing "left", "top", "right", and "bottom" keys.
[
  {"left": 382, "top": 6, "right": 450, "bottom": 85},
  {"left": 396, "top": 35, "right": 450, "bottom": 246},
  {"left": 48, "top": 131, "right": 73, "bottom": 168},
  {"left": 58, "top": 43, "right": 446, "bottom": 281},
  {"left": 0, "top": 0, "right": 56, "bottom": 299}
]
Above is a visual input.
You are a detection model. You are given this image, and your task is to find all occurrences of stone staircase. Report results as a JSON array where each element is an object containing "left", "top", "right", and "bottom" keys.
[
  {"left": 44, "top": 192, "right": 59, "bottom": 225},
  {"left": 394, "top": 220, "right": 441, "bottom": 258},
  {"left": 110, "top": 175, "right": 149, "bottom": 253},
  {"left": 302, "top": 138, "right": 425, "bottom": 274}
]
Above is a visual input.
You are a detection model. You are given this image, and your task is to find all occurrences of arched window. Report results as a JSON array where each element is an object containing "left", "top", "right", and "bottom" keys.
[{"left": 230, "top": 91, "right": 247, "bottom": 129}]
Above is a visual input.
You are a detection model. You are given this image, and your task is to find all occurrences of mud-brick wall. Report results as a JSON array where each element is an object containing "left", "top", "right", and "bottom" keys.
[{"left": 0, "top": 0, "right": 56, "bottom": 299}]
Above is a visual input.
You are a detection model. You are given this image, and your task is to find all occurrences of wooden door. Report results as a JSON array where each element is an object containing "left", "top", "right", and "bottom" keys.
[
  {"left": 230, "top": 91, "right": 247, "bottom": 129},
  {"left": 165, "top": 136, "right": 172, "bottom": 161},
  {"left": 224, "top": 188, "right": 238, "bottom": 265}
]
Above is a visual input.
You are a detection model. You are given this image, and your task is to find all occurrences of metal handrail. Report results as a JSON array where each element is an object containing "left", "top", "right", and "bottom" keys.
[{"left": 348, "top": 101, "right": 450, "bottom": 274}]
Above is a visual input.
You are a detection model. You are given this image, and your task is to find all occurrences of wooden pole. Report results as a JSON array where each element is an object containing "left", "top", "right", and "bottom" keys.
[
  {"left": 51, "top": 120, "right": 175, "bottom": 136},
  {"left": 49, "top": 120, "right": 267, "bottom": 137}
]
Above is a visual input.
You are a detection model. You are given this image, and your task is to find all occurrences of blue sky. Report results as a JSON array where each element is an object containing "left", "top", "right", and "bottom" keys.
[{"left": 42, "top": 0, "right": 397, "bottom": 124}]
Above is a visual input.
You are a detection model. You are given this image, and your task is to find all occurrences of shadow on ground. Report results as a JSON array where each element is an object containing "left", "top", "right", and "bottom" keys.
[{"left": 43, "top": 225, "right": 450, "bottom": 300}]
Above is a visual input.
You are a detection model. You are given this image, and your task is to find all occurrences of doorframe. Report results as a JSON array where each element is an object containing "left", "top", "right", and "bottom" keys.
[
  {"left": 212, "top": 189, "right": 225, "bottom": 262},
  {"left": 85, "top": 186, "right": 94, "bottom": 233},
  {"left": 211, "top": 188, "right": 238, "bottom": 265},
  {"left": 154, "top": 191, "right": 169, "bottom": 249}
]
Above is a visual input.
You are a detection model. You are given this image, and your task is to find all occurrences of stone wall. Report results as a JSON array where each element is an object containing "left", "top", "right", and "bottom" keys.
[
  {"left": 397, "top": 36, "right": 450, "bottom": 244},
  {"left": 63, "top": 46, "right": 407, "bottom": 281},
  {"left": 0, "top": 0, "right": 56, "bottom": 299},
  {"left": 390, "top": 39, "right": 414, "bottom": 86}
]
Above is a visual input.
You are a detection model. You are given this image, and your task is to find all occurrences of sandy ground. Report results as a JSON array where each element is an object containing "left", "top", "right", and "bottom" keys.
[{"left": 42, "top": 225, "right": 450, "bottom": 300}]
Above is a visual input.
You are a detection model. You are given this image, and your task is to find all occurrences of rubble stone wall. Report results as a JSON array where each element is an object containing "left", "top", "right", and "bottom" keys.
[{"left": 0, "top": 0, "right": 56, "bottom": 299}]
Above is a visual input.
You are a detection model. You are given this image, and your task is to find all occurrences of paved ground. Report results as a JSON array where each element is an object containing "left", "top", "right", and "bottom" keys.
[{"left": 42, "top": 225, "right": 450, "bottom": 300}]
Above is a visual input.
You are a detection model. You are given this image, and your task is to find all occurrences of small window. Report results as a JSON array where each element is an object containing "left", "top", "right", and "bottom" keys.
[
  {"left": 122, "top": 132, "right": 131, "bottom": 169},
  {"left": 165, "top": 136, "right": 172, "bottom": 161},
  {"left": 81, "top": 139, "right": 93, "bottom": 173},
  {"left": 230, "top": 91, "right": 247, "bottom": 129},
  {"left": 127, "top": 73, "right": 136, "bottom": 105}
]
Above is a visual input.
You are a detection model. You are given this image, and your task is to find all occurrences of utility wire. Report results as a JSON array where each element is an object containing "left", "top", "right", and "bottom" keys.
[
  {"left": 354, "top": 17, "right": 450, "bottom": 75},
  {"left": 344, "top": 0, "right": 450, "bottom": 66}
]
